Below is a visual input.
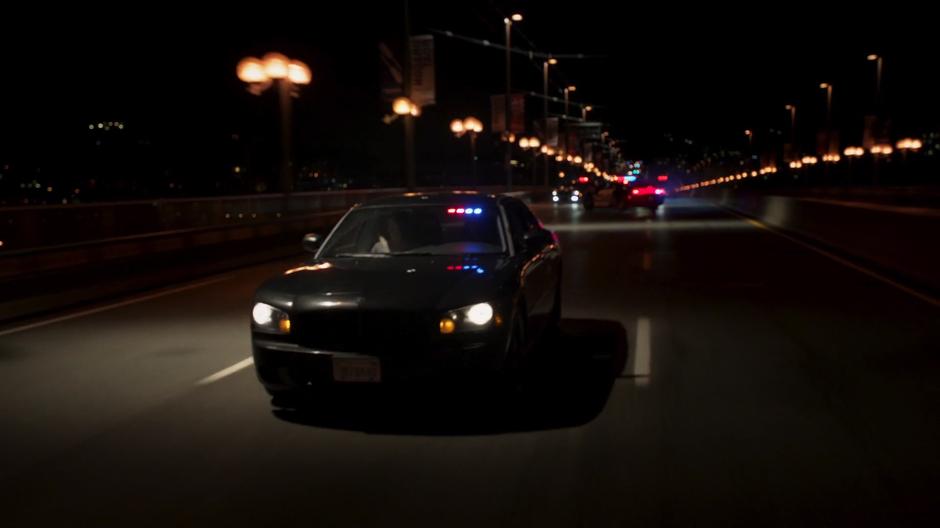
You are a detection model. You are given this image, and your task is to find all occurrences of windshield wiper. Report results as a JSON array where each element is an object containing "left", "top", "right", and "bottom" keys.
[{"left": 330, "top": 253, "right": 389, "bottom": 258}]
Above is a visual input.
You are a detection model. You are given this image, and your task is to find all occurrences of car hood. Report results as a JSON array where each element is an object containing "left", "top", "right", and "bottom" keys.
[{"left": 256, "top": 255, "right": 513, "bottom": 313}]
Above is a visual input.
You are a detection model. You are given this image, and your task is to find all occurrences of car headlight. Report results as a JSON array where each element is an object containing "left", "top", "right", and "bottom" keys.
[
  {"left": 439, "top": 302, "right": 497, "bottom": 334},
  {"left": 552, "top": 190, "right": 558, "bottom": 196},
  {"left": 573, "top": 190, "right": 580, "bottom": 196},
  {"left": 252, "top": 302, "right": 291, "bottom": 334}
]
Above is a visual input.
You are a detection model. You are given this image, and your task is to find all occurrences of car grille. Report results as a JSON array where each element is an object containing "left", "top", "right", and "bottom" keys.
[{"left": 292, "top": 310, "right": 431, "bottom": 354}]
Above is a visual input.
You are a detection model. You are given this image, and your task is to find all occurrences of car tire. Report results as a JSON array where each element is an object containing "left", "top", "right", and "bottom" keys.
[{"left": 582, "top": 195, "right": 595, "bottom": 211}]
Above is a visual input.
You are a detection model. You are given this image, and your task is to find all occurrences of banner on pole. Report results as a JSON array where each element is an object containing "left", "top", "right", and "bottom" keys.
[
  {"left": 410, "top": 35, "right": 435, "bottom": 106},
  {"left": 491, "top": 94, "right": 525, "bottom": 133}
]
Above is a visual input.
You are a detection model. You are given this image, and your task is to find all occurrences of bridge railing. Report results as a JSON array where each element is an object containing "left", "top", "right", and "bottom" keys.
[{"left": 0, "top": 187, "right": 541, "bottom": 281}]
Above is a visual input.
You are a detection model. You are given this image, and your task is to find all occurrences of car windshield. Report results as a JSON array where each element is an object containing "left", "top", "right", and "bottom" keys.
[{"left": 319, "top": 204, "right": 505, "bottom": 257}]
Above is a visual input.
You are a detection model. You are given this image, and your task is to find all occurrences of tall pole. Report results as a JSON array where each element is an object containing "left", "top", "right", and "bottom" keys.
[
  {"left": 543, "top": 61, "right": 549, "bottom": 187},
  {"left": 826, "top": 84, "right": 833, "bottom": 155},
  {"left": 470, "top": 132, "right": 478, "bottom": 186},
  {"left": 564, "top": 88, "right": 569, "bottom": 117},
  {"left": 504, "top": 19, "right": 513, "bottom": 191},
  {"left": 403, "top": 0, "right": 416, "bottom": 190},
  {"left": 277, "top": 79, "right": 292, "bottom": 193},
  {"left": 872, "top": 55, "right": 883, "bottom": 103},
  {"left": 786, "top": 104, "right": 796, "bottom": 160}
]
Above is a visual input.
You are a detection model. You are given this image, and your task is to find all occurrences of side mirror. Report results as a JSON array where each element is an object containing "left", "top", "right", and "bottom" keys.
[
  {"left": 302, "top": 233, "right": 322, "bottom": 254},
  {"left": 522, "top": 229, "right": 552, "bottom": 251}
]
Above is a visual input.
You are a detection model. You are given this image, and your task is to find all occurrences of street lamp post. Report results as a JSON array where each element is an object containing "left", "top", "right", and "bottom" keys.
[
  {"left": 504, "top": 13, "right": 522, "bottom": 191},
  {"left": 564, "top": 85, "right": 576, "bottom": 117},
  {"left": 450, "top": 117, "right": 484, "bottom": 185},
  {"left": 542, "top": 57, "right": 557, "bottom": 187},
  {"left": 785, "top": 104, "right": 797, "bottom": 161},
  {"left": 519, "top": 136, "right": 541, "bottom": 185},
  {"left": 581, "top": 105, "right": 592, "bottom": 121},
  {"left": 820, "top": 82, "right": 833, "bottom": 155},
  {"left": 867, "top": 54, "right": 883, "bottom": 103},
  {"left": 237, "top": 53, "right": 312, "bottom": 194}
]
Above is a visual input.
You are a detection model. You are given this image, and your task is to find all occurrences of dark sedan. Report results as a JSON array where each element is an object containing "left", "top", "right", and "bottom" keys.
[{"left": 251, "top": 192, "right": 562, "bottom": 405}]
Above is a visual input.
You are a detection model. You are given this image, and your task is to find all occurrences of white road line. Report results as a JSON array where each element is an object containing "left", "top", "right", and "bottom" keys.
[
  {"left": 196, "top": 357, "right": 254, "bottom": 386},
  {"left": 629, "top": 317, "right": 651, "bottom": 386},
  {"left": 0, "top": 275, "right": 233, "bottom": 337}
]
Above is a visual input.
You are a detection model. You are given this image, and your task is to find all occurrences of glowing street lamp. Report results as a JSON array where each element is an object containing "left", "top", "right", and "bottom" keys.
[
  {"left": 237, "top": 53, "right": 313, "bottom": 193},
  {"left": 896, "top": 138, "right": 922, "bottom": 151},
  {"left": 582, "top": 105, "right": 592, "bottom": 121},
  {"left": 867, "top": 54, "right": 883, "bottom": 102},
  {"left": 563, "top": 85, "right": 576, "bottom": 117},
  {"left": 870, "top": 144, "right": 893, "bottom": 155},
  {"left": 518, "top": 136, "right": 541, "bottom": 184},
  {"left": 393, "top": 96, "right": 417, "bottom": 116},
  {"left": 503, "top": 13, "right": 523, "bottom": 190},
  {"left": 843, "top": 146, "right": 865, "bottom": 157}
]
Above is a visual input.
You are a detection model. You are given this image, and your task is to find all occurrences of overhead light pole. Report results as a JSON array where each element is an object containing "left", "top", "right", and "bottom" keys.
[
  {"left": 503, "top": 13, "right": 522, "bottom": 191},
  {"left": 237, "top": 53, "right": 312, "bottom": 194},
  {"left": 450, "top": 117, "right": 484, "bottom": 185}
]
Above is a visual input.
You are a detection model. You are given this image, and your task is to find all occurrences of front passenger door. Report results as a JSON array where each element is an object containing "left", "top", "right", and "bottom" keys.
[{"left": 504, "top": 201, "right": 552, "bottom": 327}]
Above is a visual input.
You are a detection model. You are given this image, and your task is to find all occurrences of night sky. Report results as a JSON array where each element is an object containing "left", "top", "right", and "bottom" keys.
[{"left": 1, "top": 3, "right": 936, "bottom": 195}]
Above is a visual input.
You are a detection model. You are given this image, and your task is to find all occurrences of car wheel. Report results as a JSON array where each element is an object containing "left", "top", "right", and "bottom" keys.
[{"left": 582, "top": 195, "right": 595, "bottom": 211}]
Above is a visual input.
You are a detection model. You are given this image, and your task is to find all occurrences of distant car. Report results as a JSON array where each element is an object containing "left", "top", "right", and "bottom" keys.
[
  {"left": 551, "top": 185, "right": 584, "bottom": 205},
  {"left": 251, "top": 192, "right": 563, "bottom": 406},
  {"left": 553, "top": 176, "right": 597, "bottom": 210},
  {"left": 610, "top": 182, "right": 665, "bottom": 211}
]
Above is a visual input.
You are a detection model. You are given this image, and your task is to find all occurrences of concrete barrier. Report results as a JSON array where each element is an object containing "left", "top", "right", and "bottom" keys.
[
  {"left": 0, "top": 187, "right": 544, "bottom": 322},
  {"left": 713, "top": 189, "right": 940, "bottom": 293},
  {"left": 0, "top": 186, "right": 542, "bottom": 280}
]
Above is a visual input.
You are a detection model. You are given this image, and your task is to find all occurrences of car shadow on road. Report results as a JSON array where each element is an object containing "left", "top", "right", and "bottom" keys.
[{"left": 272, "top": 318, "right": 628, "bottom": 436}]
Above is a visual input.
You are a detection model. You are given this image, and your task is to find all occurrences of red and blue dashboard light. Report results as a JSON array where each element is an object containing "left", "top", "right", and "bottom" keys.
[
  {"left": 447, "top": 207, "right": 483, "bottom": 215},
  {"left": 446, "top": 264, "right": 485, "bottom": 274}
]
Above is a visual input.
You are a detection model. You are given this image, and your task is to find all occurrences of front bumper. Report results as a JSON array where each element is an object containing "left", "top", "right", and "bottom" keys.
[{"left": 252, "top": 331, "right": 509, "bottom": 391}]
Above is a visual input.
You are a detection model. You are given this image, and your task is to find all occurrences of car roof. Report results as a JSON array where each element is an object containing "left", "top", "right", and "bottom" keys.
[{"left": 358, "top": 191, "right": 507, "bottom": 208}]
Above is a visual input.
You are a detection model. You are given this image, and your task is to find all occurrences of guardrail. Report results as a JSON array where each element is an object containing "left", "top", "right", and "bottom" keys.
[
  {"left": 0, "top": 187, "right": 542, "bottom": 281},
  {"left": 709, "top": 188, "right": 940, "bottom": 295}
]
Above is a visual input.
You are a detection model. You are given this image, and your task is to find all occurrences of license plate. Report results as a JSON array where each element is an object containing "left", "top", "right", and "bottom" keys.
[{"left": 332, "top": 357, "right": 381, "bottom": 383}]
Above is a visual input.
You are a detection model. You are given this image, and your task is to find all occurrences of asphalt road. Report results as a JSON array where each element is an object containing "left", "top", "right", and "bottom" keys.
[{"left": 1, "top": 197, "right": 938, "bottom": 527}]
